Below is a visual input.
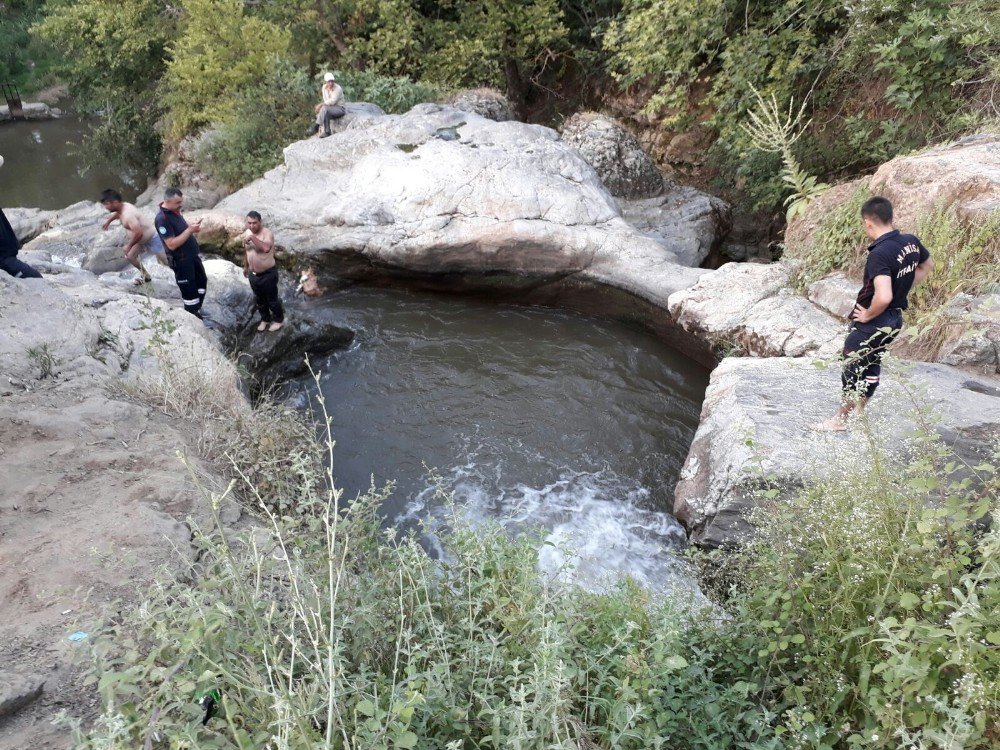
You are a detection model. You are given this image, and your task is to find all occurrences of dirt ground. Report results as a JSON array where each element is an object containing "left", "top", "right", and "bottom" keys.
[{"left": 0, "top": 382, "right": 227, "bottom": 749}]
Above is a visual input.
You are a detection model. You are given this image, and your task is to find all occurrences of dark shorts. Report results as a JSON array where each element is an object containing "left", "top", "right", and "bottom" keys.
[{"left": 841, "top": 309, "right": 903, "bottom": 399}]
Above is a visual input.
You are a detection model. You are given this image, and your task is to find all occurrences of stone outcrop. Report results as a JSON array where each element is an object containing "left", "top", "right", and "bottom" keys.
[
  {"left": 136, "top": 131, "right": 230, "bottom": 209},
  {"left": 668, "top": 262, "right": 844, "bottom": 358},
  {"left": 675, "top": 357, "right": 1000, "bottom": 546},
  {"left": 618, "top": 183, "right": 731, "bottom": 267},
  {"left": 4, "top": 207, "right": 57, "bottom": 244},
  {"left": 935, "top": 293, "right": 1000, "bottom": 372},
  {"left": 446, "top": 89, "right": 512, "bottom": 122},
  {"left": 0, "top": 102, "right": 60, "bottom": 122},
  {"left": 211, "top": 104, "right": 718, "bottom": 317},
  {"left": 560, "top": 112, "right": 664, "bottom": 199}
]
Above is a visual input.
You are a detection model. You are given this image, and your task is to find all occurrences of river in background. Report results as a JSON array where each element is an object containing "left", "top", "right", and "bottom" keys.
[
  {"left": 0, "top": 115, "right": 144, "bottom": 209},
  {"left": 291, "top": 287, "right": 710, "bottom": 596}
]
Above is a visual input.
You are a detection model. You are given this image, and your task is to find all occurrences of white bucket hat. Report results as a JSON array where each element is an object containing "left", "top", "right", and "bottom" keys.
[{"left": 323, "top": 72, "right": 335, "bottom": 82}]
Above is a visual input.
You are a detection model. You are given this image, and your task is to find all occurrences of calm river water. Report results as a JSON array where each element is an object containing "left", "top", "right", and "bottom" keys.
[
  {"left": 0, "top": 116, "right": 143, "bottom": 209},
  {"left": 293, "top": 287, "right": 709, "bottom": 594}
]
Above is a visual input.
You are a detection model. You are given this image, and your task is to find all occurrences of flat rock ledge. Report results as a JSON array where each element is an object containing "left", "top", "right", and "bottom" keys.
[
  {"left": 674, "top": 357, "right": 1000, "bottom": 547},
  {"left": 667, "top": 261, "right": 844, "bottom": 359}
]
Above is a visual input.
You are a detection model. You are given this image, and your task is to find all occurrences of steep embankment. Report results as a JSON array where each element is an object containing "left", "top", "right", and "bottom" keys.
[{"left": 0, "top": 262, "right": 246, "bottom": 749}]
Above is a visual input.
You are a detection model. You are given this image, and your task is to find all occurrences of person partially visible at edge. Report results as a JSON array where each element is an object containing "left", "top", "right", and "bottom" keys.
[
  {"left": 812, "top": 196, "right": 934, "bottom": 432},
  {"left": 154, "top": 187, "right": 207, "bottom": 319},
  {"left": 0, "top": 154, "right": 42, "bottom": 280},
  {"left": 240, "top": 210, "right": 284, "bottom": 332},
  {"left": 309, "top": 72, "right": 345, "bottom": 139},
  {"left": 99, "top": 188, "right": 168, "bottom": 286}
]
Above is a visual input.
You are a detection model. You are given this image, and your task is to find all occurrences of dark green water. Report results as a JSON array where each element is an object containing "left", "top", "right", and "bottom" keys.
[
  {"left": 293, "top": 287, "right": 710, "bottom": 594},
  {"left": 0, "top": 116, "right": 143, "bottom": 209}
]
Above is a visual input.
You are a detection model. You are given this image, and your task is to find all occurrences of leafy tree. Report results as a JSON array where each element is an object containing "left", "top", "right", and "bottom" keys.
[
  {"left": 33, "top": 0, "right": 171, "bottom": 173},
  {"left": 161, "top": 0, "right": 291, "bottom": 137}
]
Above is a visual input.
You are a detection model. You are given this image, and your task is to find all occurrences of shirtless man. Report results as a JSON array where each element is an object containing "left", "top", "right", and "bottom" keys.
[
  {"left": 240, "top": 211, "right": 284, "bottom": 332},
  {"left": 100, "top": 188, "right": 168, "bottom": 285}
]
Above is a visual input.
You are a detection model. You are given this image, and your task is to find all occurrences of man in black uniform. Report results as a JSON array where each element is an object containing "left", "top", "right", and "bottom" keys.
[
  {"left": 0, "top": 154, "right": 42, "bottom": 279},
  {"left": 154, "top": 187, "right": 207, "bottom": 318},
  {"left": 813, "top": 196, "right": 934, "bottom": 431}
]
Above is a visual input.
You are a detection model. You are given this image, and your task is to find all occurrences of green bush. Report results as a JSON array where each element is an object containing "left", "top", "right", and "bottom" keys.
[
  {"left": 73, "top": 363, "right": 1000, "bottom": 749},
  {"left": 198, "top": 61, "right": 315, "bottom": 189},
  {"left": 720, "top": 413, "right": 1000, "bottom": 748},
  {"left": 605, "top": 0, "right": 1000, "bottom": 211},
  {"left": 333, "top": 70, "right": 440, "bottom": 114}
]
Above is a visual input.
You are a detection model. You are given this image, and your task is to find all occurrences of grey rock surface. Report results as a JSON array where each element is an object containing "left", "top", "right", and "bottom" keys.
[
  {"left": 668, "top": 262, "right": 844, "bottom": 358},
  {"left": 4, "top": 207, "right": 57, "bottom": 244},
  {"left": 618, "top": 184, "right": 731, "bottom": 267},
  {"left": 446, "top": 88, "right": 512, "bottom": 122},
  {"left": 0, "top": 102, "right": 60, "bottom": 122},
  {"left": 936, "top": 293, "right": 1000, "bottom": 373},
  {"left": 674, "top": 356, "right": 1000, "bottom": 547},
  {"left": 0, "top": 673, "right": 44, "bottom": 720},
  {"left": 213, "top": 104, "right": 712, "bottom": 308},
  {"left": 807, "top": 273, "right": 856, "bottom": 319},
  {"left": 560, "top": 112, "right": 664, "bottom": 199}
]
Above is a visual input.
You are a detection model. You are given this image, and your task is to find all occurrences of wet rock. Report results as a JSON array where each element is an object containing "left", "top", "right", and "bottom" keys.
[
  {"left": 0, "top": 673, "right": 44, "bottom": 719},
  {"left": 674, "top": 357, "right": 1000, "bottom": 547},
  {"left": 20, "top": 201, "right": 107, "bottom": 267},
  {"left": 668, "top": 262, "right": 843, "bottom": 358},
  {"left": 560, "top": 112, "right": 664, "bottom": 199},
  {"left": 617, "top": 183, "right": 731, "bottom": 267},
  {"left": 213, "top": 104, "right": 713, "bottom": 308},
  {"left": 446, "top": 88, "right": 512, "bottom": 122},
  {"left": 234, "top": 293, "right": 355, "bottom": 382}
]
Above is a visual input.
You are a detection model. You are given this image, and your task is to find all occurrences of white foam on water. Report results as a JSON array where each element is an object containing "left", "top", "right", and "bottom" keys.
[{"left": 403, "top": 460, "right": 705, "bottom": 603}]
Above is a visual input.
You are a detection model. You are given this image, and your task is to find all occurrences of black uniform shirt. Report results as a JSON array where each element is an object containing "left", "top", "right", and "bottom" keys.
[
  {"left": 854, "top": 229, "right": 930, "bottom": 325},
  {"left": 154, "top": 204, "right": 200, "bottom": 256},
  {"left": 0, "top": 208, "right": 21, "bottom": 259}
]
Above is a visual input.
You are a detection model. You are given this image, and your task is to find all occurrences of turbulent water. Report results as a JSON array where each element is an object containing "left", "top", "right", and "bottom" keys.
[
  {"left": 0, "top": 115, "right": 143, "bottom": 209},
  {"left": 292, "top": 286, "right": 709, "bottom": 594}
]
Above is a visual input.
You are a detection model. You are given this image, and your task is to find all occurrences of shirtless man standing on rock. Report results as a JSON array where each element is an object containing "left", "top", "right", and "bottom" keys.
[
  {"left": 100, "top": 189, "right": 168, "bottom": 286},
  {"left": 241, "top": 210, "right": 284, "bottom": 332}
]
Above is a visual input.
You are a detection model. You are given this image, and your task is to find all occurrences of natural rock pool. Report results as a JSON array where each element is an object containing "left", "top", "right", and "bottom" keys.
[
  {"left": 0, "top": 116, "right": 143, "bottom": 209},
  {"left": 291, "top": 286, "right": 710, "bottom": 593}
]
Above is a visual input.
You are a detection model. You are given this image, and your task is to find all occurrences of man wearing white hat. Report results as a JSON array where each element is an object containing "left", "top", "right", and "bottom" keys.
[
  {"left": 310, "top": 72, "right": 345, "bottom": 138},
  {"left": 0, "top": 154, "right": 43, "bottom": 279}
]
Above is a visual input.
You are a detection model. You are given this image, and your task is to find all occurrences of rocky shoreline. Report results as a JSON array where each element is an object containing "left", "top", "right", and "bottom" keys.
[{"left": 4, "top": 100, "right": 1000, "bottom": 746}]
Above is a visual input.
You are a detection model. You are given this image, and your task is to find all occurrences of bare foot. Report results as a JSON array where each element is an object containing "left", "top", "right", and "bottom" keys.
[
  {"left": 256, "top": 321, "right": 268, "bottom": 332},
  {"left": 267, "top": 321, "right": 284, "bottom": 332},
  {"left": 133, "top": 276, "right": 152, "bottom": 287},
  {"left": 810, "top": 417, "right": 848, "bottom": 432}
]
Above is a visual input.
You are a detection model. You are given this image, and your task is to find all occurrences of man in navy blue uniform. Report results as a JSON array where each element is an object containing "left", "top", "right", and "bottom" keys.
[
  {"left": 813, "top": 196, "right": 934, "bottom": 431},
  {"left": 154, "top": 187, "right": 207, "bottom": 318},
  {"left": 0, "top": 154, "right": 42, "bottom": 279}
]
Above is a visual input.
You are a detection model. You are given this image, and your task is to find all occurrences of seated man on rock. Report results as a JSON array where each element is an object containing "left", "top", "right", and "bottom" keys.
[
  {"left": 812, "top": 196, "right": 934, "bottom": 432},
  {"left": 309, "top": 72, "right": 346, "bottom": 139},
  {"left": 0, "top": 154, "right": 42, "bottom": 279}
]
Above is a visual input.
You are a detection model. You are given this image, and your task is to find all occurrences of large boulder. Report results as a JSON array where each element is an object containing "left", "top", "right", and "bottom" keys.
[
  {"left": 19, "top": 201, "right": 111, "bottom": 268},
  {"left": 560, "top": 112, "right": 664, "bottom": 199},
  {"left": 675, "top": 356, "right": 1000, "bottom": 547},
  {"left": 445, "top": 88, "right": 512, "bottom": 122},
  {"left": 667, "top": 262, "right": 844, "bottom": 358},
  {"left": 618, "top": 183, "right": 731, "bottom": 267},
  {"left": 213, "top": 104, "right": 714, "bottom": 312},
  {"left": 4, "top": 207, "right": 57, "bottom": 243}
]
